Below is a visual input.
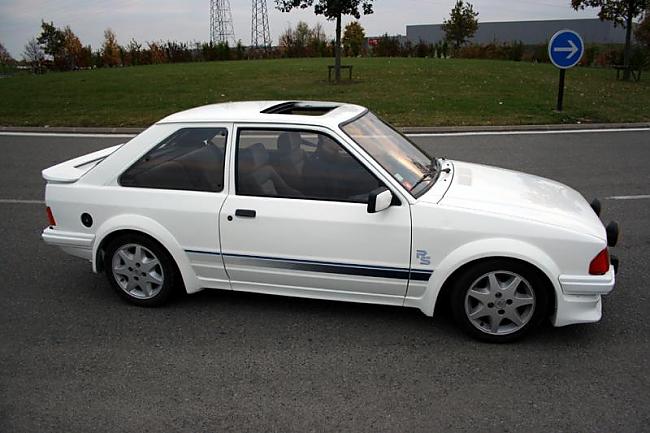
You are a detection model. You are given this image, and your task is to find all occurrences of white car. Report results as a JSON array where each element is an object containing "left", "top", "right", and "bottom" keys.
[{"left": 42, "top": 101, "right": 620, "bottom": 342}]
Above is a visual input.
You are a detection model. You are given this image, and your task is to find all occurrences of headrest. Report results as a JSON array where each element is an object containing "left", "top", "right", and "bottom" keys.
[
  {"left": 240, "top": 142, "right": 269, "bottom": 170},
  {"left": 277, "top": 132, "right": 299, "bottom": 155}
]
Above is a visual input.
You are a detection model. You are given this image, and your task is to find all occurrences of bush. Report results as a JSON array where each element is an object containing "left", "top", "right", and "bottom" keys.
[
  {"left": 372, "top": 34, "right": 402, "bottom": 57},
  {"left": 594, "top": 47, "right": 624, "bottom": 67}
]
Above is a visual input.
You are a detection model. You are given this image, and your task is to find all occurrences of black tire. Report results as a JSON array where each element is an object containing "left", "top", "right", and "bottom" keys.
[
  {"left": 450, "top": 259, "right": 550, "bottom": 343},
  {"left": 103, "top": 233, "right": 178, "bottom": 307}
]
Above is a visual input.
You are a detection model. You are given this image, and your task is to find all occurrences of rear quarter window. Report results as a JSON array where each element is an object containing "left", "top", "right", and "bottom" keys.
[{"left": 119, "top": 128, "right": 227, "bottom": 192}]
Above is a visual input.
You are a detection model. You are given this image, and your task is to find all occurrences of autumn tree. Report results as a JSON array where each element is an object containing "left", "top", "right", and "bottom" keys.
[
  {"left": 61, "top": 26, "right": 83, "bottom": 69},
  {"left": 343, "top": 21, "right": 365, "bottom": 56},
  {"left": 147, "top": 41, "right": 167, "bottom": 64},
  {"left": 441, "top": 0, "right": 479, "bottom": 49},
  {"left": 572, "top": 0, "right": 648, "bottom": 80},
  {"left": 101, "top": 28, "right": 122, "bottom": 67},
  {"left": 275, "top": 0, "right": 374, "bottom": 82}
]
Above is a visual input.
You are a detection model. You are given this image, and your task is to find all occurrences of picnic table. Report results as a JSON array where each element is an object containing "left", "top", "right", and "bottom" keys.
[
  {"left": 328, "top": 65, "right": 353, "bottom": 81},
  {"left": 613, "top": 65, "right": 642, "bottom": 82}
]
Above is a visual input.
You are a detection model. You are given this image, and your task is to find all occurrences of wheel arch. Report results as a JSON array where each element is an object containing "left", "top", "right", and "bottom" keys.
[
  {"left": 408, "top": 238, "right": 561, "bottom": 318},
  {"left": 433, "top": 256, "right": 557, "bottom": 319},
  {"left": 92, "top": 214, "right": 201, "bottom": 294}
]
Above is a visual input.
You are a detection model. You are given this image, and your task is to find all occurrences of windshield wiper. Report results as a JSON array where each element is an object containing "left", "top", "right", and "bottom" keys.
[{"left": 410, "top": 158, "right": 440, "bottom": 192}]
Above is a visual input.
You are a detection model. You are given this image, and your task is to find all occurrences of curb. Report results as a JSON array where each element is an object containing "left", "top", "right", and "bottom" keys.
[
  {"left": 1, "top": 123, "right": 649, "bottom": 135},
  {"left": 0, "top": 126, "right": 146, "bottom": 134},
  {"left": 400, "top": 122, "right": 650, "bottom": 134}
]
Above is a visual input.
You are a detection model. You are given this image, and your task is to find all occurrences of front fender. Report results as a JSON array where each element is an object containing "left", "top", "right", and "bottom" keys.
[
  {"left": 405, "top": 237, "right": 562, "bottom": 317},
  {"left": 92, "top": 214, "right": 202, "bottom": 294}
]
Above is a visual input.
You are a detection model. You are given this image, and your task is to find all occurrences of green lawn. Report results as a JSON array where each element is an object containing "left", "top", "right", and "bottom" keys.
[{"left": 1, "top": 57, "right": 649, "bottom": 127}]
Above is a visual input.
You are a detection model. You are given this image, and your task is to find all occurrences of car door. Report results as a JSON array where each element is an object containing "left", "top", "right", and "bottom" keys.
[
  {"left": 117, "top": 125, "right": 231, "bottom": 289},
  {"left": 219, "top": 125, "right": 412, "bottom": 305}
]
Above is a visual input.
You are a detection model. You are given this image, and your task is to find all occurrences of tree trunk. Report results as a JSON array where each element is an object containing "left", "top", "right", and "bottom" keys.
[
  {"left": 623, "top": 0, "right": 634, "bottom": 81},
  {"left": 335, "top": 14, "right": 342, "bottom": 83}
]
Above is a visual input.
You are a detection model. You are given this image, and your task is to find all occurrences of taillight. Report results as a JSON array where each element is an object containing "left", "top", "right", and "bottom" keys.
[
  {"left": 589, "top": 248, "right": 609, "bottom": 275},
  {"left": 46, "top": 206, "right": 56, "bottom": 226}
]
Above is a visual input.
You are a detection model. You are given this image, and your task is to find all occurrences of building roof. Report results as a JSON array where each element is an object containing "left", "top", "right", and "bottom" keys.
[{"left": 158, "top": 100, "right": 367, "bottom": 127}]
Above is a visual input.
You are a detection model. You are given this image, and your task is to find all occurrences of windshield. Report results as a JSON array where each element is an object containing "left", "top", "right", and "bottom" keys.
[{"left": 341, "top": 112, "right": 436, "bottom": 195}]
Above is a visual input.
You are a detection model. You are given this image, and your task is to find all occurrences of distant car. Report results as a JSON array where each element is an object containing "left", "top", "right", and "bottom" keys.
[{"left": 41, "top": 101, "right": 620, "bottom": 342}]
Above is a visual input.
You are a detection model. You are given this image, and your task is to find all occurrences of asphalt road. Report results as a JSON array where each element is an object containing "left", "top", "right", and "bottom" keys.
[{"left": 1, "top": 130, "right": 649, "bottom": 433}]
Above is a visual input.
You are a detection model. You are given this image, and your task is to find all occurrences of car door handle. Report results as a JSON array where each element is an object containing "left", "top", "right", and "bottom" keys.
[{"left": 235, "top": 209, "right": 256, "bottom": 218}]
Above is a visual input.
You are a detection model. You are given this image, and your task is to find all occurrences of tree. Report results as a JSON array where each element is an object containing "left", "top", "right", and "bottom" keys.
[
  {"left": 275, "top": 0, "right": 374, "bottom": 82},
  {"left": 126, "top": 38, "right": 143, "bottom": 66},
  {"left": 279, "top": 21, "right": 329, "bottom": 57},
  {"left": 0, "top": 41, "right": 14, "bottom": 65},
  {"left": 101, "top": 28, "right": 121, "bottom": 67},
  {"left": 441, "top": 0, "right": 479, "bottom": 50},
  {"left": 61, "top": 26, "right": 83, "bottom": 69},
  {"left": 343, "top": 21, "right": 365, "bottom": 56},
  {"left": 37, "top": 20, "right": 65, "bottom": 69},
  {"left": 308, "top": 22, "right": 329, "bottom": 56},
  {"left": 23, "top": 38, "right": 45, "bottom": 73},
  {"left": 572, "top": 0, "right": 648, "bottom": 80}
]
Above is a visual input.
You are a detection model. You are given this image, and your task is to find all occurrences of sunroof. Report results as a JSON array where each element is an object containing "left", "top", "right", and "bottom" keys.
[{"left": 261, "top": 101, "right": 338, "bottom": 116}]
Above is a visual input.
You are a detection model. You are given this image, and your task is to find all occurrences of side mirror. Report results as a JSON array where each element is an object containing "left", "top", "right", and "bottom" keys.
[{"left": 367, "top": 187, "right": 393, "bottom": 213}]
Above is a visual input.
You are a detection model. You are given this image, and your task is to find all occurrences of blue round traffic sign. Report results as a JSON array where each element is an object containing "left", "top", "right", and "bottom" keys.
[{"left": 548, "top": 30, "right": 584, "bottom": 69}]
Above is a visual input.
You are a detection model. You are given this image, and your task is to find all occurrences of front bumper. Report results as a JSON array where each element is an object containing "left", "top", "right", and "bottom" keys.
[
  {"left": 553, "top": 265, "right": 615, "bottom": 327},
  {"left": 559, "top": 266, "right": 616, "bottom": 295},
  {"left": 42, "top": 227, "right": 95, "bottom": 260}
]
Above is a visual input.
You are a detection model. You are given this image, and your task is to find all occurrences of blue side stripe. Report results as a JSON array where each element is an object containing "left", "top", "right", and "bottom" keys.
[
  {"left": 184, "top": 249, "right": 433, "bottom": 281},
  {"left": 185, "top": 249, "right": 221, "bottom": 256}
]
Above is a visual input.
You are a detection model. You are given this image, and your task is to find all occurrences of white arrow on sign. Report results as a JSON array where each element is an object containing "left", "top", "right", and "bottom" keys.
[{"left": 553, "top": 39, "right": 578, "bottom": 59}]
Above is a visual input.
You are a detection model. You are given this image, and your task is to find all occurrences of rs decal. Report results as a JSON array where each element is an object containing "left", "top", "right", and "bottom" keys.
[{"left": 416, "top": 250, "right": 431, "bottom": 266}]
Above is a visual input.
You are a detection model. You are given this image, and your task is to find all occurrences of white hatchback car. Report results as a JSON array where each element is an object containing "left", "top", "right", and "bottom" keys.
[{"left": 42, "top": 101, "right": 619, "bottom": 342}]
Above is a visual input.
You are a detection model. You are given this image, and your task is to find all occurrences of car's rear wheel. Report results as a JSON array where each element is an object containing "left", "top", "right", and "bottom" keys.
[
  {"left": 450, "top": 259, "right": 550, "bottom": 343},
  {"left": 104, "top": 234, "right": 177, "bottom": 306}
]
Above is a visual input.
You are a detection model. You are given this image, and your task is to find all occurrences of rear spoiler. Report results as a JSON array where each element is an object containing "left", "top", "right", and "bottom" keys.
[{"left": 42, "top": 144, "right": 122, "bottom": 183}]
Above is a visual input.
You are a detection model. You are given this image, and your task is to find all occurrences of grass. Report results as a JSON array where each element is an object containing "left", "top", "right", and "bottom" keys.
[{"left": 1, "top": 57, "right": 649, "bottom": 127}]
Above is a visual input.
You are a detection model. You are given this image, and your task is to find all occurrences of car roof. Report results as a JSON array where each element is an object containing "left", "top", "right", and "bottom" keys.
[{"left": 157, "top": 100, "right": 367, "bottom": 127}]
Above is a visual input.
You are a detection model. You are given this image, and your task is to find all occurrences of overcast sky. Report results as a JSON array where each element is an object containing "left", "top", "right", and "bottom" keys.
[{"left": 0, "top": 0, "right": 598, "bottom": 57}]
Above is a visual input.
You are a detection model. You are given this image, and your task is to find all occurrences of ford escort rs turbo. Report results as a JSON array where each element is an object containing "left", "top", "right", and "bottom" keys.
[{"left": 42, "top": 101, "right": 620, "bottom": 342}]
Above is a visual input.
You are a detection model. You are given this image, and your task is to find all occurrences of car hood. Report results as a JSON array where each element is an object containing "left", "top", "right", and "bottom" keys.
[{"left": 434, "top": 161, "right": 606, "bottom": 240}]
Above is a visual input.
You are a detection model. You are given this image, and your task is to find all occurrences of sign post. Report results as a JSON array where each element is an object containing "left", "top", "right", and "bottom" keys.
[{"left": 548, "top": 30, "right": 584, "bottom": 112}]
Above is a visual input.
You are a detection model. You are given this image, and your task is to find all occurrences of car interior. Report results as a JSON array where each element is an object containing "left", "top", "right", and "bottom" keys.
[
  {"left": 120, "top": 128, "right": 227, "bottom": 192},
  {"left": 237, "top": 131, "right": 381, "bottom": 202}
]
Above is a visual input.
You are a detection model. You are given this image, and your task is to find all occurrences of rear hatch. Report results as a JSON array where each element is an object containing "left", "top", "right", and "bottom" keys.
[{"left": 42, "top": 144, "right": 122, "bottom": 183}]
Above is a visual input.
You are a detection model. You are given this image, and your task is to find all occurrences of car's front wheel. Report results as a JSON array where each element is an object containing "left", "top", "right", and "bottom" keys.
[
  {"left": 450, "top": 259, "right": 550, "bottom": 343},
  {"left": 104, "top": 234, "right": 177, "bottom": 306}
]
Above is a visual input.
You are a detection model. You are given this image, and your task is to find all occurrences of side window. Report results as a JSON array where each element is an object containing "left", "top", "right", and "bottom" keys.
[
  {"left": 236, "top": 129, "right": 381, "bottom": 202},
  {"left": 120, "top": 128, "right": 227, "bottom": 192}
]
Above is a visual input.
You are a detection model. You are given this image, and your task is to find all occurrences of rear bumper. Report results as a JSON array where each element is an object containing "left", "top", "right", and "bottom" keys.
[{"left": 42, "top": 227, "right": 95, "bottom": 260}]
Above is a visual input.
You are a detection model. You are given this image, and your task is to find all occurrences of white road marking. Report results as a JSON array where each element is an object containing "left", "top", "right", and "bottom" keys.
[
  {"left": 0, "top": 132, "right": 136, "bottom": 138},
  {"left": 0, "top": 127, "right": 648, "bottom": 139},
  {"left": 606, "top": 195, "right": 650, "bottom": 200},
  {"left": 0, "top": 199, "right": 44, "bottom": 204},
  {"left": 407, "top": 128, "right": 650, "bottom": 137}
]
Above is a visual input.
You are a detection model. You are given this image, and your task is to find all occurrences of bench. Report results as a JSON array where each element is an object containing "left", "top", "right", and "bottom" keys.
[
  {"left": 613, "top": 65, "right": 642, "bottom": 82},
  {"left": 328, "top": 65, "right": 353, "bottom": 81}
]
